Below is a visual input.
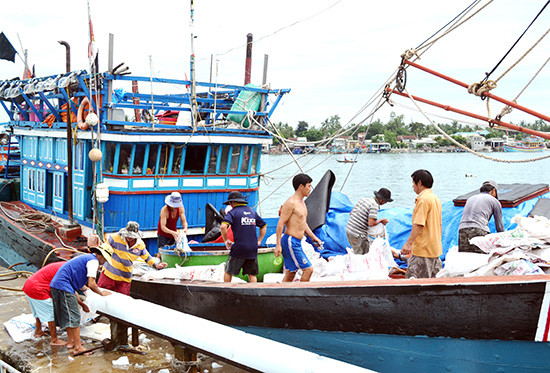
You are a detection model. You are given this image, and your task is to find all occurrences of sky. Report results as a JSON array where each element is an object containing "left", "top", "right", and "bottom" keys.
[{"left": 1, "top": 0, "right": 549, "bottom": 131}]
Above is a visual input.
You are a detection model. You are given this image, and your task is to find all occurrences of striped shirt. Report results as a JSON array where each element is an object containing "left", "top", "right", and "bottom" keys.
[
  {"left": 102, "top": 234, "right": 156, "bottom": 283},
  {"left": 346, "top": 197, "right": 379, "bottom": 237}
]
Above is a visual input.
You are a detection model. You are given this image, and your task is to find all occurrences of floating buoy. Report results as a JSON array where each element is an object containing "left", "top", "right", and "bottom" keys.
[
  {"left": 89, "top": 148, "right": 103, "bottom": 162},
  {"left": 85, "top": 112, "right": 99, "bottom": 127}
]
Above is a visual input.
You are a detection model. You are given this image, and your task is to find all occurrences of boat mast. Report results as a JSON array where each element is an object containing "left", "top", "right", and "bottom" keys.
[
  {"left": 66, "top": 86, "right": 74, "bottom": 224},
  {"left": 58, "top": 41, "right": 71, "bottom": 72},
  {"left": 189, "top": 0, "right": 198, "bottom": 127}
]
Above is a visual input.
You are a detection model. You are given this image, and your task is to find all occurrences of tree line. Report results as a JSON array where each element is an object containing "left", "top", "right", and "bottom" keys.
[{"left": 271, "top": 113, "right": 549, "bottom": 148}]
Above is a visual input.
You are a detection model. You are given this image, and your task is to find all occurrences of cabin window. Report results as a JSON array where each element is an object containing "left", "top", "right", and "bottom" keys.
[
  {"left": 24, "top": 136, "right": 38, "bottom": 159},
  {"left": 117, "top": 144, "right": 132, "bottom": 174},
  {"left": 36, "top": 169, "right": 45, "bottom": 193},
  {"left": 133, "top": 144, "right": 146, "bottom": 175},
  {"left": 229, "top": 146, "right": 241, "bottom": 174},
  {"left": 171, "top": 145, "right": 183, "bottom": 174},
  {"left": 183, "top": 145, "right": 208, "bottom": 174},
  {"left": 55, "top": 139, "right": 67, "bottom": 164},
  {"left": 146, "top": 145, "right": 159, "bottom": 174},
  {"left": 74, "top": 141, "right": 85, "bottom": 172},
  {"left": 39, "top": 138, "right": 53, "bottom": 161},
  {"left": 104, "top": 143, "right": 116, "bottom": 173},
  {"left": 54, "top": 173, "right": 62, "bottom": 198},
  {"left": 28, "top": 168, "right": 35, "bottom": 191},
  {"left": 158, "top": 145, "right": 170, "bottom": 175},
  {"left": 250, "top": 147, "right": 259, "bottom": 174},
  {"left": 219, "top": 146, "right": 230, "bottom": 174},
  {"left": 207, "top": 145, "right": 219, "bottom": 174},
  {"left": 240, "top": 146, "right": 251, "bottom": 174}
]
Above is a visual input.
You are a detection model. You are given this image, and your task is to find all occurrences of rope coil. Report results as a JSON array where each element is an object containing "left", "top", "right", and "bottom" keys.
[{"left": 467, "top": 80, "right": 497, "bottom": 97}]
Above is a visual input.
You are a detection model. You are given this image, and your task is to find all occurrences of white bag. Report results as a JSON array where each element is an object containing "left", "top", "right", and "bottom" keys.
[{"left": 175, "top": 233, "right": 191, "bottom": 253}]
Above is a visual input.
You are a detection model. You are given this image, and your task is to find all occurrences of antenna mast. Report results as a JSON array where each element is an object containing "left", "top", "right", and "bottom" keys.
[{"left": 190, "top": 0, "right": 198, "bottom": 127}]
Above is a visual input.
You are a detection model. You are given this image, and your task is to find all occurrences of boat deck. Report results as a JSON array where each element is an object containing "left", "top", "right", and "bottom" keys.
[
  {"left": 0, "top": 201, "right": 88, "bottom": 264},
  {"left": 134, "top": 273, "right": 550, "bottom": 288}
]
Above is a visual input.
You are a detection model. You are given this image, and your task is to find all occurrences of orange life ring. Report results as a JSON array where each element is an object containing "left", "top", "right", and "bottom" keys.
[{"left": 77, "top": 97, "right": 91, "bottom": 130}]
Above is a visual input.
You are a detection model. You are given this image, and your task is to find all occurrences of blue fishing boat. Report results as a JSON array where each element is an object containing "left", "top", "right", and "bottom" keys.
[
  {"left": 0, "top": 33, "right": 290, "bottom": 269},
  {"left": 0, "top": 126, "right": 20, "bottom": 202},
  {"left": 503, "top": 137, "right": 545, "bottom": 152}
]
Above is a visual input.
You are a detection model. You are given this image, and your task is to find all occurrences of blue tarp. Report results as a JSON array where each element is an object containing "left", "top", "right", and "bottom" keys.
[{"left": 313, "top": 191, "right": 550, "bottom": 262}]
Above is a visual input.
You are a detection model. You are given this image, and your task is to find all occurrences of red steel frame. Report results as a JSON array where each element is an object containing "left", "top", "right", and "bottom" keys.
[{"left": 397, "top": 60, "right": 550, "bottom": 140}]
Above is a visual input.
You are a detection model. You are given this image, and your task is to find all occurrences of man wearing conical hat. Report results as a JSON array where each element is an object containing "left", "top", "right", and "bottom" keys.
[{"left": 98, "top": 221, "right": 167, "bottom": 295}]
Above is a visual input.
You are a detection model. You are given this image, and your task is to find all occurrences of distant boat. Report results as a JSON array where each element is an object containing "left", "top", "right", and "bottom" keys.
[
  {"left": 367, "top": 142, "right": 391, "bottom": 153},
  {"left": 503, "top": 138, "right": 545, "bottom": 152},
  {"left": 337, "top": 159, "right": 356, "bottom": 163}
]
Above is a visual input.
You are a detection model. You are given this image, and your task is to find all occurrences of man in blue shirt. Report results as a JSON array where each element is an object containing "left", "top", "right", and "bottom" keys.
[
  {"left": 50, "top": 241, "right": 112, "bottom": 356},
  {"left": 221, "top": 191, "right": 267, "bottom": 282}
]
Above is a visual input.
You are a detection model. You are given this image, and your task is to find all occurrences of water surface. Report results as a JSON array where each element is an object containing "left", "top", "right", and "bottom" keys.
[{"left": 258, "top": 151, "right": 550, "bottom": 217}]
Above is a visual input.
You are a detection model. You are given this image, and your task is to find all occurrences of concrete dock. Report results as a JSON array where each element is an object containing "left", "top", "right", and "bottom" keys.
[{"left": 0, "top": 266, "right": 245, "bottom": 372}]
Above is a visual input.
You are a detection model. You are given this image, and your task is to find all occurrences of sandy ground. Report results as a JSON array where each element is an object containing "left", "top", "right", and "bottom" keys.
[{"left": 0, "top": 266, "right": 245, "bottom": 372}]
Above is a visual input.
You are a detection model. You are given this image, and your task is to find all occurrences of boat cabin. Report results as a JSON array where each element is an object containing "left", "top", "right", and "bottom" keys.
[{"left": 0, "top": 69, "right": 290, "bottom": 252}]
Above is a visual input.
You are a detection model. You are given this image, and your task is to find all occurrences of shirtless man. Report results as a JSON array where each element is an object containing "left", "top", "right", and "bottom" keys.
[{"left": 275, "top": 173, "right": 323, "bottom": 282}]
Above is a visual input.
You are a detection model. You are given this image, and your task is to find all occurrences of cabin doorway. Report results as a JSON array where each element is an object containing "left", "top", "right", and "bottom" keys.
[{"left": 46, "top": 172, "right": 53, "bottom": 211}]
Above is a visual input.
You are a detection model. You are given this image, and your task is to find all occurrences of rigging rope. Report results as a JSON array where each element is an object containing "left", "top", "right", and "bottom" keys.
[
  {"left": 415, "top": 0, "right": 482, "bottom": 50},
  {"left": 413, "top": 0, "right": 493, "bottom": 58},
  {"left": 481, "top": 0, "right": 550, "bottom": 84},
  {"left": 403, "top": 87, "right": 550, "bottom": 163},
  {"left": 497, "top": 54, "right": 550, "bottom": 120},
  {"left": 212, "top": 0, "right": 343, "bottom": 58},
  {"left": 494, "top": 26, "right": 550, "bottom": 84}
]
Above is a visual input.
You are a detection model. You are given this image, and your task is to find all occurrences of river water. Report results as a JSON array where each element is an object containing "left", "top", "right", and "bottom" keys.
[{"left": 257, "top": 151, "right": 550, "bottom": 217}]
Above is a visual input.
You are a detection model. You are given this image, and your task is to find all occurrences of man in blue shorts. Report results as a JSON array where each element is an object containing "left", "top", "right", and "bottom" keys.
[
  {"left": 275, "top": 173, "right": 323, "bottom": 282},
  {"left": 221, "top": 191, "right": 267, "bottom": 282},
  {"left": 50, "top": 242, "right": 112, "bottom": 355}
]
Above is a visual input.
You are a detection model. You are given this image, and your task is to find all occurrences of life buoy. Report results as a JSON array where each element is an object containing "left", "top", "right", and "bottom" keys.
[{"left": 77, "top": 97, "right": 91, "bottom": 130}]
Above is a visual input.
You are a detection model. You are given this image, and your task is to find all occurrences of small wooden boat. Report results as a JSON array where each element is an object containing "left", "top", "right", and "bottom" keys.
[
  {"left": 337, "top": 159, "right": 357, "bottom": 163},
  {"left": 159, "top": 244, "right": 282, "bottom": 282}
]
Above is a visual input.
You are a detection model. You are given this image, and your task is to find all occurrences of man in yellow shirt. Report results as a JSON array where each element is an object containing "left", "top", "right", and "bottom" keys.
[{"left": 401, "top": 169, "right": 442, "bottom": 278}]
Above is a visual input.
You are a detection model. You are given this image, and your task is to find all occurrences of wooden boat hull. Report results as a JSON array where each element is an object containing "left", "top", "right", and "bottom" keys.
[
  {"left": 130, "top": 275, "right": 550, "bottom": 371},
  {"left": 159, "top": 246, "right": 283, "bottom": 282},
  {"left": 0, "top": 201, "right": 86, "bottom": 269}
]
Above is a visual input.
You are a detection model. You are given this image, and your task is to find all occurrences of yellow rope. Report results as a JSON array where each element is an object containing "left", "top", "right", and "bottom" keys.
[
  {"left": 0, "top": 271, "right": 34, "bottom": 292},
  {"left": 41, "top": 248, "right": 74, "bottom": 268}
]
